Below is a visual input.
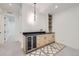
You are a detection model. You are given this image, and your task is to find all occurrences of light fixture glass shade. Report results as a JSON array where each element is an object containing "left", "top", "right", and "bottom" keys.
[
  {"left": 28, "top": 3, "right": 37, "bottom": 24},
  {"left": 34, "top": 3, "right": 36, "bottom": 21}
]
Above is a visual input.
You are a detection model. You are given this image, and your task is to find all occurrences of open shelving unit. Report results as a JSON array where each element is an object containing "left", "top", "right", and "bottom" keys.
[{"left": 48, "top": 14, "right": 52, "bottom": 33}]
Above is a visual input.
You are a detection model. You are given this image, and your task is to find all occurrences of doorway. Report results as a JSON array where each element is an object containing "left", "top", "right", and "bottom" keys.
[{"left": 4, "top": 14, "right": 16, "bottom": 42}]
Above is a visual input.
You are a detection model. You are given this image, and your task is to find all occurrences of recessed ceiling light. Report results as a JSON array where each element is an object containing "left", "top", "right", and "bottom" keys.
[
  {"left": 55, "top": 5, "right": 58, "bottom": 9},
  {"left": 9, "top": 3, "right": 12, "bottom": 6}
]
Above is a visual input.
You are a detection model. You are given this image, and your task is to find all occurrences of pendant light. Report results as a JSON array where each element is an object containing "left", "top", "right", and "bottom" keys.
[{"left": 34, "top": 3, "right": 36, "bottom": 21}]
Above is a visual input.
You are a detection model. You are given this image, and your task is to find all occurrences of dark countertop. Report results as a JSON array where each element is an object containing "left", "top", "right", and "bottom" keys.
[
  {"left": 23, "top": 31, "right": 55, "bottom": 36},
  {"left": 23, "top": 31, "right": 45, "bottom": 35}
]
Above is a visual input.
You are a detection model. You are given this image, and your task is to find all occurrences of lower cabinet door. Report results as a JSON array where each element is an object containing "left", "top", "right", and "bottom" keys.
[
  {"left": 27, "top": 37, "right": 32, "bottom": 50},
  {"left": 37, "top": 34, "right": 54, "bottom": 48},
  {"left": 33, "top": 36, "right": 36, "bottom": 48}
]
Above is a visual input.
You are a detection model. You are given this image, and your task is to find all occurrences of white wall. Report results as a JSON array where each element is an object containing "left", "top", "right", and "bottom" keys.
[
  {"left": 53, "top": 6, "right": 79, "bottom": 49},
  {"left": 20, "top": 4, "right": 49, "bottom": 48},
  {"left": 22, "top": 4, "right": 48, "bottom": 32}
]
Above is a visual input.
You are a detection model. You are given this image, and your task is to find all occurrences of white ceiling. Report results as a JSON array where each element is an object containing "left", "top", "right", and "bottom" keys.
[
  {"left": 37, "top": 3, "right": 79, "bottom": 14},
  {"left": 25, "top": 3, "right": 79, "bottom": 14},
  {"left": 0, "top": 3, "right": 21, "bottom": 14},
  {"left": 0, "top": 3, "right": 79, "bottom": 14}
]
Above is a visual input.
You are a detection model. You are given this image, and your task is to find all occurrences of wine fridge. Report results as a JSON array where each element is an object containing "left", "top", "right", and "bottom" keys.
[{"left": 27, "top": 36, "right": 36, "bottom": 51}]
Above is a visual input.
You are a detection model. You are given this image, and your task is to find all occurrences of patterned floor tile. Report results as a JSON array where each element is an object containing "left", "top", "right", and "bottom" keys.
[{"left": 26, "top": 43, "right": 65, "bottom": 56}]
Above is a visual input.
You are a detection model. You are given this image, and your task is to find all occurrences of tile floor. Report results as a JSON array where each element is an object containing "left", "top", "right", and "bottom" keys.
[
  {"left": 56, "top": 46, "right": 79, "bottom": 56},
  {"left": 26, "top": 43, "right": 65, "bottom": 56},
  {"left": 0, "top": 41, "right": 26, "bottom": 56}
]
